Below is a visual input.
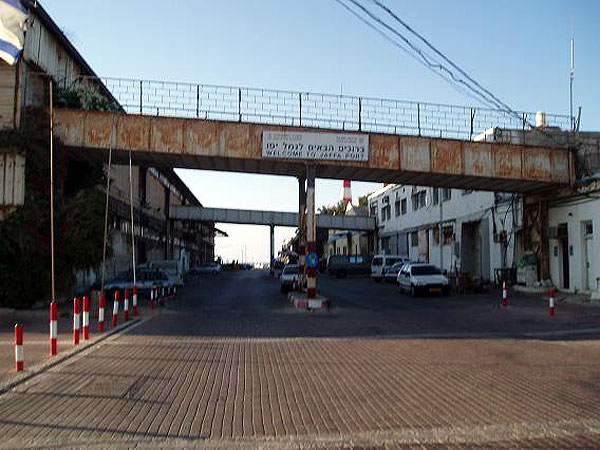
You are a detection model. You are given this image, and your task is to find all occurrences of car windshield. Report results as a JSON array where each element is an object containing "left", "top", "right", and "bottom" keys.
[
  {"left": 283, "top": 266, "right": 298, "bottom": 274},
  {"left": 411, "top": 265, "right": 441, "bottom": 275}
]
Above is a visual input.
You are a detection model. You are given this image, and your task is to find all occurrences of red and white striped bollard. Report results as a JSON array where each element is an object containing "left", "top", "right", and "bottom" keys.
[
  {"left": 502, "top": 280, "right": 507, "bottom": 308},
  {"left": 123, "top": 289, "right": 130, "bottom": 322},
  {"left": 50, "top": 302, "right": 57, "bottom": 356},
  {"left": 82, "top": 295, "right": 89, "bottom": 339},
  {"left": 98, "top": 293, "right": 105, "bottom": 333},
  {"left": 549, "top": 287, "right": 556, "bottom": 317},
  {"left": 14, "top": 324, "right": 23, "bottom": 372},
  {"left": 111, "top": 290, "right": 119, "bottom": 328},
  {"left": 132, "top": 286, "right": 138, "bottom": 317},
  {"left": 73, "top": 297, "right": 80, "bottom": 345}
]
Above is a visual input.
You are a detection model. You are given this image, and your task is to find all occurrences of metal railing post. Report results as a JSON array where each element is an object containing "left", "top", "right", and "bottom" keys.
[
  {"left": 299, "top": 93, "right": 302, "bottom": 126},
  {"left": 139, "top": 80, "right": 143, "bottom": 114},
  {"left": 196, "top": 85, "right": 200, "bottom": 118},
  {"left": 358, "top": 97, "right": 362, "bottom": 131},
  {"left": 470, "top": 108, "right": 475, "bottom": 140},
  {"left": 417, "top": 103, "right": 421, "bottom": 136},
  {"left": 238, "top": 88, "right": 242, "bottom": 122}
]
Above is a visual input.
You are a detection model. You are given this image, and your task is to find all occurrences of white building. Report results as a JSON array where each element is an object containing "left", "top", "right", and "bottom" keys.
[
  {"left": 548, "top": 181, "right": 600, "bottom": 295},
  {"left": 368, "top": 185, "right": 520, "bottom": 283}
]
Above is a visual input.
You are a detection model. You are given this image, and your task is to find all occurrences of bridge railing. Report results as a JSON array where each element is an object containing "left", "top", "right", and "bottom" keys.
[{"left": 58, "top": 75, "right": 571, "bottom": 144}]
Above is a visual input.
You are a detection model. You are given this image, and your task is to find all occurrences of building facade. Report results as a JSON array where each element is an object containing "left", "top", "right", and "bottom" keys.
[
  {"left": 0, "top": 2, "right": 217, "bottom": 294},
  {"left": 369, "top": 185, "right": 520, "bottom": 283}
]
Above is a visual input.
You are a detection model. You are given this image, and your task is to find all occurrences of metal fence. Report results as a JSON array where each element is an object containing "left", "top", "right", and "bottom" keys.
[{"left": 69, "top": 75, "right": 571, "bottom": 143}]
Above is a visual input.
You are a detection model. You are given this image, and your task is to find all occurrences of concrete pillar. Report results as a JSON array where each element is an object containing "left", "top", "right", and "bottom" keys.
[
  {"left": 298, "top": 175, "right": 306, "bottom": 291},
  {"left": 306, "top": 166, "right": 317, "bottom": 298},
  {"left": 269, "top": 224, "right": 275, "bottom": 266}
]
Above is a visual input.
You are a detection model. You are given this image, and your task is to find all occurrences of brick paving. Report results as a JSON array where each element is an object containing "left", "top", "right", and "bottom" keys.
[{"left": 0, "top": 271, "right": 598, "bottom": 448}]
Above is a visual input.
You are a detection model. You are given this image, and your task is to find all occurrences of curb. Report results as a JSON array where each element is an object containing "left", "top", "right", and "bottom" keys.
[{"left": 0, "top": 309, "right": 157, "bottom": 396}]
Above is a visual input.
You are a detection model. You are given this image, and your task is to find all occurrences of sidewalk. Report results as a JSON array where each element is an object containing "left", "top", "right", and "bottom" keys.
[{"left": 0, "top": 293, "right": 160, "bottom": 385}]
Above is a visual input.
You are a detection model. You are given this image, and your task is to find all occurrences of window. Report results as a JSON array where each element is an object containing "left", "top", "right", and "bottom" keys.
[
  {"left": 432, "top": 188, "right": 439, "bottom": 205},
  {"left": 370, "top": 203, "right": 377, "bottom": 217},
  {"left": 401, "top": 198, "right": 407, "bottom": 215},
  {"left": 434, "top": 227, "right": 440, "bottom": 245},
  {"left": 412, "top": 193, "right": 419, "bottom": 211},
  {"left": 410, "top": 232, "right": 418, "bottom": 247},
  {"left": 442, "top": 226, "right": 453, "bottom": 245},
  {"left": 381, "top": 204, "right": 391, "bottom": 221},
  {"left": 442, "top": 188, "right": 452, "bottom": 202},
  {"left": 381, "top": 208, "right": 387, "bottom": 222},
  {"left": 395, "top": 200, "right": 401, "bottom": 217},
  {"left": 419, "top": 191, "right": 427, "bottom": 208}
]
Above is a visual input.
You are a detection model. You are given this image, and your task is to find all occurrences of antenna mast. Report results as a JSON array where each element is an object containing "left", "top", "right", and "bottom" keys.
[{"left": 569, "top": 26, "right": 575, "bottom": 130}]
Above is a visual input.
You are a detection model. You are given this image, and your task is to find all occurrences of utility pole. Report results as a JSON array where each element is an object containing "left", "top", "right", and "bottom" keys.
[
  {"left": 439, "top": 189, "right": 443, "bottom": 271},
  {"left": 570, "top": 35, "right": 575, "bottom": 130}
]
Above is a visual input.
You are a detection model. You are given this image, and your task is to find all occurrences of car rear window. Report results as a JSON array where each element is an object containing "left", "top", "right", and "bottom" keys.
[
  {"left": 411, "top": 265, "right": 441, "bottom": 275},
  {"left": 372, "top": 257, "right": 382, "bottom": 266}
]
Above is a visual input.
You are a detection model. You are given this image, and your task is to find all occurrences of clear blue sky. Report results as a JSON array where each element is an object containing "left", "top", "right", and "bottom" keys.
[{"left": 45, "top": 0, "right": 600, "bottom": 263}]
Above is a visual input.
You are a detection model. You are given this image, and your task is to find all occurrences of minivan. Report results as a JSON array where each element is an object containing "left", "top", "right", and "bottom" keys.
[
  {"left": 371, "top": 254, "right": 407, "bottom": 282},
  {"left": 326, "top": 254, "right": 372, "bottom": 278}
]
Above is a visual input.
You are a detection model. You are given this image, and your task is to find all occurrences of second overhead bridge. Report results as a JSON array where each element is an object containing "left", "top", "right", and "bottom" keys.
[{"left": 170, "top": 206, "right": 376, "bottom": 231}]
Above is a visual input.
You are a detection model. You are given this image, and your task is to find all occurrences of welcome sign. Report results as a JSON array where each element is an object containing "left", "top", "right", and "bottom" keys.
[{"left": 262, "top": 131, "right": 369, "bottom": 162}]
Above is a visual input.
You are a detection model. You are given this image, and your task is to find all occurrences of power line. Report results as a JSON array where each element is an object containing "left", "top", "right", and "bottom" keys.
[
  {"left": 336, "top": 0, "right": 503, "bottom": 110},
  {"left": 369, "top": 0, "right": 514, "bottom": 112},
  {"left": 333, "top": 0, "right": 486, "bottom": 105}
]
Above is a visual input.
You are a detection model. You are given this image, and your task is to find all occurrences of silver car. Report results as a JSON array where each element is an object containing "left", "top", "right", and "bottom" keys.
[{"left": 397, "top": 263, "right": 450, "bottom": 296}]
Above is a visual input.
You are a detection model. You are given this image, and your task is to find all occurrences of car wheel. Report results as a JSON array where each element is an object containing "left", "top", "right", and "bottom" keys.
[{"left": 374, "top": 277, "right": 382, "bottom": 283}]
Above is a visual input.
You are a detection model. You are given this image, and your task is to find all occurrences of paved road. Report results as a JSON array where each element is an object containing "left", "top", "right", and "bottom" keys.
[{"left": 0, "top": 271, "right": 599, "bottom": 448}]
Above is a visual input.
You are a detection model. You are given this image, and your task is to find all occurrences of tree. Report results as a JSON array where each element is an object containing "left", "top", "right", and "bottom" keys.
[{"left": 318, "top": 200, "right": 347, "bottom": 216}]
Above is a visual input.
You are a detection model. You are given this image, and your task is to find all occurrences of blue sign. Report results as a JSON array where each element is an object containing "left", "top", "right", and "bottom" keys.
[{"left": 306, "top": 253, "right": 318, "bottom": 268}]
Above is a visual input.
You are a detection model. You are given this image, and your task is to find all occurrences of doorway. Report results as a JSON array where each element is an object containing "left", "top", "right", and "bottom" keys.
[
  {"left": 583, "top": 221, "right": 594, "bottom": 291},
  {"left": 557, "top": 223, "right": 569, "bottom": 289}
]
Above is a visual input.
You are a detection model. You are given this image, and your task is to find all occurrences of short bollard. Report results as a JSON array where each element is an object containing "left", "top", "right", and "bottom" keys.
[
  {"left": 73, "top": 297, "right": 80, "bottom": 345},
  {"left": 50, "top": 301, "right": 57, "bottom": 356},
  {"left": 98, "top": 293, "right": 106, "bottom": 333},
  {"left": 502, "top": 280, "right": 508, "bottom": 308},
  {"left": 82, "top": 295, "right": 90, "bottom": 339},
  {"left": 150, "top": 287, "right": 156, "bottom": 310},
  {"left": 123, "top": 289, "right": 130, "bottom": 322},
  {"left": 132, "top": 286, "right": 138, "bottom": 317},
  {"left": 14, "top": 324, "right": 24, "bottom": 372},
  {"left": 549, "top": 287, "right": 556, "bottom": 317},
  {"left": 112, "top": 290, "right": 119, "bottom": 328}
]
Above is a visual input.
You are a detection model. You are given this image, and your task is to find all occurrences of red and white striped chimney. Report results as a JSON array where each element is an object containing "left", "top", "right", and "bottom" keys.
[{"left": 342, "top": 179, "right": 352, "bottom": 204}]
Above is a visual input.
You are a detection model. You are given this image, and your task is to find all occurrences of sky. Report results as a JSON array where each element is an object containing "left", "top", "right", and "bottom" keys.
[{"left": 45, "top": 0, "right": 600, "bottom": 263}]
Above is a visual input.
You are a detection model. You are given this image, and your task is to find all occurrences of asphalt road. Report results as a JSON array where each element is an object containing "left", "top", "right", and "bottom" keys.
[{"left": 0, "top": 271, "right": 598, "bottom": 448}]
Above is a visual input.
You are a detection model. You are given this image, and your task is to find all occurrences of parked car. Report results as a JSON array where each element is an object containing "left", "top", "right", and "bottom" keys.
[
  {"left": 280, "top": 264, "right": 299, "bottom": 293},
  {"left": 326, "top": 254, "right": 372, "bottom": 278},
  {"left": 144, "top": 260, "right": 184, "bottom": 286},
  {"left": 397, "top": 263, "right": 450, "bottom": 296},
  {"left": 190, "top": 262, "right": 222, "bottom": 276},
  {"left": 384, "top": 259, "right": 412, "bottom": 283},
  {"left": 103, "top": 268, "right": 172, "bottom": 299},
  {"left": 371, "top": 254, "right": 407, "bottom": 282}
]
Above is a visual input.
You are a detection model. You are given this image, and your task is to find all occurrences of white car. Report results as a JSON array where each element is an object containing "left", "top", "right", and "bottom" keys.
[
  {"left": 397, "top": 263, "right": 450, "bottom": 296},
  {"left": 280, "top": 264, "right": 299, "bottom": 293},
  {"left": 371, "top": 254, "right": 406, "bottom": 282},
  {"left": 191, "top": 263, "right": 222, "bottom": 276}
]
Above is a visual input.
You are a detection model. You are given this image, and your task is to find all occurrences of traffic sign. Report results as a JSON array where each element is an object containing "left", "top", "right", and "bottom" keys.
[{"left": 306, "top": 253, "right": 318, "bottom": 268}]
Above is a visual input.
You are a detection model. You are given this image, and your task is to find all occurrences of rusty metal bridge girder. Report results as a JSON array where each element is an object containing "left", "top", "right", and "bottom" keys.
[{"left": 53, "top": 108, "right": 574, "bottom": 194}]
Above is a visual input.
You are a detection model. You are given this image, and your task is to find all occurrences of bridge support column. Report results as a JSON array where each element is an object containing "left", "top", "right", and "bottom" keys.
[
  {"left": 298, "top": 175, "right": 306, "bottom": 292},
  {"left": 269, "top": 224, "right": 275, "bottom": 268},
  {"left": 306, "top": 166, "right": 317, "bottom": 298}
]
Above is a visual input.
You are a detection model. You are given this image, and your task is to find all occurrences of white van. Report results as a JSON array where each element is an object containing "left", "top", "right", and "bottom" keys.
[{"left": 371, "top": 254, "right": 406, "bottom": 282}]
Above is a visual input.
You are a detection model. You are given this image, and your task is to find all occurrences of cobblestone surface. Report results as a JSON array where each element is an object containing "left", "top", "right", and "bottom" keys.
[{"left": 0, "top": 271, "right": 598, "bottom": 448}]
